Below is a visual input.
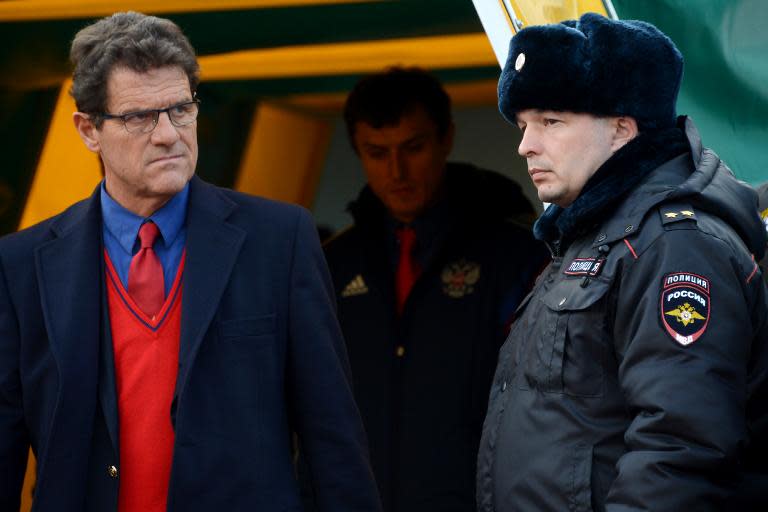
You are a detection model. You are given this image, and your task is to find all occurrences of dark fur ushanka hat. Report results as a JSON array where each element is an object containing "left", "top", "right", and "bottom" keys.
[{"left": 498, "top": 13, "right": 684, "bottom": 130}]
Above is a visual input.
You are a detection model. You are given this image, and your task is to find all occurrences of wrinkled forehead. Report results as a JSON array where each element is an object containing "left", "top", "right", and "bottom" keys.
[{"left": 106, "top": 65, "right": 192, "bottom": 111}]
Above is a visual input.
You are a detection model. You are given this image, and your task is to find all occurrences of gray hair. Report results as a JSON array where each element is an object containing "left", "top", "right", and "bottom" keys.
[{"left": 69, "top": 11, "right": 200, "bottom": 125}]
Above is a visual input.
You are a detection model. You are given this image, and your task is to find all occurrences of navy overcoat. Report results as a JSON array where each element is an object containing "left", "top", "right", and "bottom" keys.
[{"left": 0, "top": 176, "right": 380, "bottom": 511}]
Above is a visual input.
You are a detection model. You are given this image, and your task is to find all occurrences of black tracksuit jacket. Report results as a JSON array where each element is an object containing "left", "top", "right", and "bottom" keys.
[{"left": 324, "top": 164, "right": 549, "bottom": 512}]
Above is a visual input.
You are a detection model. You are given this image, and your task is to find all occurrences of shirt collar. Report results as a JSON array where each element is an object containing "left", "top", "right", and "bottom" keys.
[{"left": 100, "top": 181, "right": 189, "bottom": 255}]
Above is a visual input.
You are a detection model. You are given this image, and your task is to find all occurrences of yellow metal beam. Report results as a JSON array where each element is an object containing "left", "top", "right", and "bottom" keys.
[
  {"left": 281, "top": 79, "right": 500, "bottom": 114},
  {"left": 20, "top": 452, "right": 34, "bottom": 512},
  {"left": 0, "top": 0, "right": 377, "bottom": 21},
  {"left": 474, "top": 0, "right": 608, "bottom": 66},
  {"left": 235, "top": 102, "right": 332, "bottom": 207},
  {"left": 19, "top": 79, "right": 102, "bottom": 230},
  {"left": 507, "top": 0, "right": 607, "bottom": 27},
  {"left": 199, "top": 33, "right": 496, "bottom": 81},
  {"left": 7, "top": 33, "right": 496, "bottom": 90}
]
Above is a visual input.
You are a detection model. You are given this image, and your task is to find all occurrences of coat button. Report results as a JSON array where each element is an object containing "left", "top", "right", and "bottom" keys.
[
  {"left": 108, "top": 465, "right": 118, "bottom": 478},
  {"left": 395, "top": 346, "right": 405, "bottom": 357}
]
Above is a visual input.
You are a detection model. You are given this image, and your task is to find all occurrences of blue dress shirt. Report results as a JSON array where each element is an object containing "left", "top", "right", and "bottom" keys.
[{"left": 100, "top": 182, "right": 189, "bottom": 296}]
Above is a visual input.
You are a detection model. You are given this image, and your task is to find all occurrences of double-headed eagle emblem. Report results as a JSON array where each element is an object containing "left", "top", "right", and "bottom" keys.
[
  {"left": 441, "top": 259, "right": 481, "bottom": 298},
  {"left": 664, "top": 302, "right": 706, "bottom": 327}
]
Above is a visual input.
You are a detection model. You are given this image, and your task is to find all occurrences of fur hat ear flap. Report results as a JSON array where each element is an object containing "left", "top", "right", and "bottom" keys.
[{"left": 499, "top": 13, "right": 684, "bottom": 130}]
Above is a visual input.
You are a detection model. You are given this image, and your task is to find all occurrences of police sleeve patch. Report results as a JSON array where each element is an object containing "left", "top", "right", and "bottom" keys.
[{"left": 660, "top": 272, "right": 710, "bottom": 346}]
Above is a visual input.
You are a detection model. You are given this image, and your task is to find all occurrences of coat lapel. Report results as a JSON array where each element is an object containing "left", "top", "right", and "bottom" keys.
[
  {"left": 175, "top": 177, "right": 245, "bottom": 400},
  {"left": 33, "top": 188, "right": 102, "bottom": 482},
  {"left": 99, "top": 288, "right": 119, "bottom": 453}
]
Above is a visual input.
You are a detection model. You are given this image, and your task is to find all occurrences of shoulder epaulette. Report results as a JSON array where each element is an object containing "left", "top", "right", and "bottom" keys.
[{"left": 659, "top": 203, "right": 697, "bottom": 226}]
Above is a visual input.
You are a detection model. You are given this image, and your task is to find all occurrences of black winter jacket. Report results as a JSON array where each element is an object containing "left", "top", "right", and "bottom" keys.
[
  {"left": 324, "top": 163, "right": 549, "bottom": 512},
  {"left": 476, "top": 118, "right": 768, "bottom": 511}
]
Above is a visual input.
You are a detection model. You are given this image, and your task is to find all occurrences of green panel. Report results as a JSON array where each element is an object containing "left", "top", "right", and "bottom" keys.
[
  {"left": 0, "top": 88, "right": 59, "bottom": 235},
  {"left": 613, "top": 0, "right": 768, "bottom": 184},
  {"left": 0, "top": 0, "right": 483, "bottom": 91}
]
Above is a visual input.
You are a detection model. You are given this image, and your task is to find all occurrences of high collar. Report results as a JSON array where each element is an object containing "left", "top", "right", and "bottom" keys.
[
  {"left": 347, "top": 162, "right": 535, "bottom": 229},
  {"left": 533, "top": 125, "right": 691, "bottom": 249}
]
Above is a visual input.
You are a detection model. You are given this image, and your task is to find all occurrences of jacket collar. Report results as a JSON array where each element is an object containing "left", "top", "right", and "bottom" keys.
[
  {"left": 347, "top": 162, "right": 536, "bottom": 229},
  {"left": 533, "top": 122, "right": 691, "bottom": 250},
  {"left": 596, "top": 116, "right": 765, "bottom": 259}
]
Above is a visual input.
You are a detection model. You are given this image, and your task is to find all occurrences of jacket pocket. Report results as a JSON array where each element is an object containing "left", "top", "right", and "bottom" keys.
[
  {"left": 218, "top": 313, "right": 276, "bottom": 341},
  {"left": 537, "top": 278, "right": 611, "bottom": 396}
]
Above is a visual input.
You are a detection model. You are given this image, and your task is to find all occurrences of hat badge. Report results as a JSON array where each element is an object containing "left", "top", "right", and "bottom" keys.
[{"left": 515, "top": 52, "right": 526, "bottom": 71}]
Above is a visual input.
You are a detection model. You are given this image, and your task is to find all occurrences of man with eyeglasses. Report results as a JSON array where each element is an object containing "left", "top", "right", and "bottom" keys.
[{"left": 0, "top": 11, "right": 380, "bottom": 512}]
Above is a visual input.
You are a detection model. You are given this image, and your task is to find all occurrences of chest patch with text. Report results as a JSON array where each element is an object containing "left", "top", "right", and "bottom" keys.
[
  {"left": 660, "top": 272, "right": 710, "bottom": 346},
  {"left": 563, "top": 257, "right": 605, "bottom": 277}
]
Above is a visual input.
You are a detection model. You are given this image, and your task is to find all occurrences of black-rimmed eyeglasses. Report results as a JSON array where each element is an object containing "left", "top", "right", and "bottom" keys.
[{"left": 100, "top": 99, "right": 200, "bottom": 134}]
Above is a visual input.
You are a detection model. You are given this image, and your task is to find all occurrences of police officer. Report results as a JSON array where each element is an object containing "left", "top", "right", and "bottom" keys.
[
  {"left": 322, "top": 67, "right": 549, "bottom": 511},
  {"left": 476, "top": 13, "right": 768, "bottom": 511}
]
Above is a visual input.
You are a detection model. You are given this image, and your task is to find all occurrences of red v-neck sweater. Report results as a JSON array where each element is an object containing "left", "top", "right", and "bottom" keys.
[{"left": 105, "top": 250, "right": 184, "bottom": 512}]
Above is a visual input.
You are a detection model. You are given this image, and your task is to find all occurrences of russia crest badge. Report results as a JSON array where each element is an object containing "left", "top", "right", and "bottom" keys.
[
  {"left": 441, "top": 259, "right": 481, "bottom": 298},
  {"left": 660, "top": 272, "right": 710, "bottom": 346}
]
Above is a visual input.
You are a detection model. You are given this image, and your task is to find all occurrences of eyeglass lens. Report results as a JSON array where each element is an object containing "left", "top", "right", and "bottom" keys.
[{"left": 123, "top": 102, "right": 199, "bottom": 133}]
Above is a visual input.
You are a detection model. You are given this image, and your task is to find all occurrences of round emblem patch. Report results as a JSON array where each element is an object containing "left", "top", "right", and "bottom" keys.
[
  {"left": 660, "top": 272, "right": 710, "bottom": 346},
  {"left": 515, "top": 52, "right": 526, "bottom": 71},
  {"left": 441, "top": 259, "right": 481, "bottom": 298}
]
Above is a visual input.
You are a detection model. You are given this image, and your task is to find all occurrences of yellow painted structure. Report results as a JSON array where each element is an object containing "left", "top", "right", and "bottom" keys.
[
  {"left": 235, "top": 103, "right": 332, "bottom": 207},
  {"left": 506, "top": 0, "right": 607, "bottom": 27},
  {"left": 19, "top": 32, "right": 499, "bottom": 228},
  {"left": 199, "top": 34, "right": 497, "bottom": 81},
  {"left": 283, "top": 79, "right": 500, "bottom": 113},
  {"left": 18, "top": 80, "right": 102, "bottom": 229},
  {"left": 20, "top": 452, "right": 34, "bottom": 512},
  {"left": 0, "top": 0, "right": 374, "bottom": 21}
]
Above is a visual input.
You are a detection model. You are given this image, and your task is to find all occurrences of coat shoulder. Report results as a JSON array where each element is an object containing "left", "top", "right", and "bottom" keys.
[
  {"left": 210, "top": 185, "right": 310, "bottom": 235},
  {"left": 624, "top": 200, "right": 758, "bottom": 286},
  {"left": 0, "top": 196, "right": 92, "bottom": 264},
  {"left": 322, "top": 225, "right": 362, "bottom": 265}
]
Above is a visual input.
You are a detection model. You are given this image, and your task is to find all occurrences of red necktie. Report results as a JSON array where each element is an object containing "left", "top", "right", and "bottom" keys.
[
  {"left": 128, "top": 221, "right": 165, "bottom": 318},
  {"left": 395, "top": 226, "right": 420, "bottom": 314}
]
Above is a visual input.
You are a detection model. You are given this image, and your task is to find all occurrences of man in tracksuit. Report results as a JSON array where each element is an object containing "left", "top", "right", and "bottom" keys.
[
  {"left": 476, "top": 13, "right": 768, "bottom": 511},
  {"left": 323, "top": 67, "right": 548, "bottom": 511}
]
